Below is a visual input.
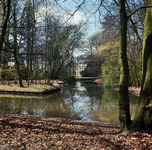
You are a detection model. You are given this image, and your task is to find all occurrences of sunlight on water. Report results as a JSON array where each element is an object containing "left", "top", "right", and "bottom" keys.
[{"left": 0, "top": 82, "right": 139, "bottom": 124}]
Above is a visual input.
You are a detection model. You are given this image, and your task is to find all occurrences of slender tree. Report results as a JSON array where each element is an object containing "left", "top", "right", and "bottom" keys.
[
  {"left": 13, "top": 0, "right": 23, "bottom": 87},
  {"left": 26, "top": 0, "right": 32, "bottom": 87},
  {"left": 118, "top": 0, "right": 131, "bottom": 131}
]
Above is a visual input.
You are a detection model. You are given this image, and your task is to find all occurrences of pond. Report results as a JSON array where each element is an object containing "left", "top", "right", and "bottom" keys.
[{"left": 0, "top": 82, "right": 139, "bottom": 125}]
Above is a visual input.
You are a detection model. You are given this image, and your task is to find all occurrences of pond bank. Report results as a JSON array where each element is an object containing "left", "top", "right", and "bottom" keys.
[
  {"left": 94, "top": 78, "right": 140, "bottom": 96},
  {"left": 0, "top": 113, "right": 151, "bottom": 150},
  {"left": 109, "top": 87, "right": 140, "bottom": 97},
  {"left": 0, "top": 78, "right": 140, "bottom": 96},
  {"left": 0, "top": 78, "right": 147, "bottom": 149},
  {"left": 0, "top": 80, "right": 66, "bottom": 95}
]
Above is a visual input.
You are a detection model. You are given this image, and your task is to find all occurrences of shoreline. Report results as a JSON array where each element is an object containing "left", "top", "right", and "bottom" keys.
[
  {"left": 0, "top": 79, "right": 67, "bottom": 95},
  {"left": 0, "top": 87, "right": 61, "bottom": 95},
  {"left": 0, "top": 78, "right": 140, "bottom": 96},
  {"left": 94, "top": 78, "right": 140, "bottom": 96},
  {"left": 108, "top": 87, "right": 140, "bottom": 96}
]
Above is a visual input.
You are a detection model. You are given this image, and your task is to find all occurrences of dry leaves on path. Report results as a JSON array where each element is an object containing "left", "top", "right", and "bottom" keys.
[{"left": 0, "top": 113, "right": 151, "bottom": 150}]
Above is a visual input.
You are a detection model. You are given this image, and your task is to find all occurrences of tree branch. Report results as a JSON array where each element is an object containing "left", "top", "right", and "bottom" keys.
[
  {"left": 113, "top": 0, "right": 119, "bottom": 7},
  {"left": 127, "top": 6, "right": 152, "bottom": 19},
  {"left": 60, "top": 0, "right": 86, "bottom": 26}
]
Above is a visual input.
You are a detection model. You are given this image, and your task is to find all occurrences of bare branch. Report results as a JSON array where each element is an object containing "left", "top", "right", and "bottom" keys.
[
  {"left": 113, "top": 0, "right": 119, "bottom": 7},
  {"left": 60, "top": 0, "right": 86, "bottom": 26},
  {"left": 54, "top": 0, "right": 72, "bottom": 15},
  {"left": 94, "top": 0, "right": 105, "bottom": 14},
  {"left": 127, "top": 6, "right": 152, "bottom": 19}
]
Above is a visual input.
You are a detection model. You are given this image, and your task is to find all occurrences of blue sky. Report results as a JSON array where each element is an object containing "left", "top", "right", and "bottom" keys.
[
  {"left": 35, "top": 0, "right": 107, "bottom": 56},
  {"left": 54, "top": 0, "right": 103, "bottom": 37},
  {"left": 53, "top": 0, "right": 105, "bottom": 56},
  {"left": 35, "top": 0, "right": 109, "bottom": 37}
]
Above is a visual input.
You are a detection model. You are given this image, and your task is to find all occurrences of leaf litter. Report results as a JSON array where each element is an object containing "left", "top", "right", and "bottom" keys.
[{"left": 0, "top": 113, "right": 152, "bottom": 150}]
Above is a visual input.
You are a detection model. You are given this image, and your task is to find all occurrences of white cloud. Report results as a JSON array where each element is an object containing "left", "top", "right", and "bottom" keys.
[
  {"left": 58, "top": 11, "right": 86, "bottom": 25},
  {"left": 35, "top": 6, "right": 86, "bottom": 27},
  {"left": 35, "top": 6, "right": 57, "bottom": 26}
]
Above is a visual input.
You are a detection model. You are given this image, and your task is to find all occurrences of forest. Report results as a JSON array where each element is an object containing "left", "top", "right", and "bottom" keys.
[
  {"left": 0, "top": 0, "right": 84, "bottom": 88},
  {"left": 1, "top": 0, "right": 152, "bottom": 149},
  {"left": 0, "top": 0, "right": 152, "bottom": 136}
]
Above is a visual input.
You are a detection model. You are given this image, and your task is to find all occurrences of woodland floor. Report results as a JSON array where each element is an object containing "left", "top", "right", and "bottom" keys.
[
  {"left": 0, "top": 78, "right": 150, "bottom": 150},
  {"left": 0, "top": 113, "right": 152, "bottom": 150}
]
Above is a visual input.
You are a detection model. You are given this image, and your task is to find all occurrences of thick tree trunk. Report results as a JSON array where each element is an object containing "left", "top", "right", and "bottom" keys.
[
  {"left": 0, "top": 0, "right": 11, "bottom": 63},
  {"left": 118, "top": 0, "right": 131, "bottom": 131},
  {"left": 131, "top": 1, "right": 152, "bottom": 130}
]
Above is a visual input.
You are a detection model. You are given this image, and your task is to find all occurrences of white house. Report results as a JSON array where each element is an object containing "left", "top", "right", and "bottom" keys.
[{"left": 75, "top": 58, "right": 87, "bottom": 77}]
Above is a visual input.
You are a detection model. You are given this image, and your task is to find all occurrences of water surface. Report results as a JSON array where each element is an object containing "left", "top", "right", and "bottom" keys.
[{"left": 0, "top": 82, "right": 139, "bottom": 124}]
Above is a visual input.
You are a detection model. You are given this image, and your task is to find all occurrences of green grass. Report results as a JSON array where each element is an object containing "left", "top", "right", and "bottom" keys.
[
  {"left": 0, "top": 94, "right": 48, "bottom": 99},
  {"left": 0, "top": 80, "right": 58, "bottom": 94},
  {"left": 75, "top": 77, "right": 97, "bottom": 80},
  {"left": 0, "top": 85, "right": 54, "bottom": 92}
]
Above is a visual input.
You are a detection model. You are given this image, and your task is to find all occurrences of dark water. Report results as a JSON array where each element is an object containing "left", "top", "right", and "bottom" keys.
[{"left": 0, "top": 82, "right": 139, "bottom": 124}]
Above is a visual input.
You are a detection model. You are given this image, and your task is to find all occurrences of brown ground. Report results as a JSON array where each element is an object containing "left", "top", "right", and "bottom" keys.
[
  {"left": 94, "top": 78, "right": 104, "bottom": 84},
  {"left": 0, "top": 113, "right": 152, "bottom": 150},
  {"left": 108, "top": 87, "right": 140, "bottom": 96}
]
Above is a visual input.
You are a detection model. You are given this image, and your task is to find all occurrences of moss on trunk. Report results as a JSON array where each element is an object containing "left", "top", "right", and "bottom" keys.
[
  {"left": 131, "top": 0, "right": 152, "bottom": 130},
  {"left": 0, "top": 0, "right": 11, "bottom": 63},
  {"left": 118, "top": 0, "right": 131, "bottom": 131}
]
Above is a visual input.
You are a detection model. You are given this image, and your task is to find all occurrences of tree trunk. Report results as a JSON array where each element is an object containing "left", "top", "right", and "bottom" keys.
[
  {"left": 45, "top": 0, "right": 49, "bottom": 84},
  {"left": 30, "top": 0, "right": 35, "bottom": 83},
  {"left": 118, "top": 0, "right": 131, "bottom": 131},
  {"left": 13, "top": 0, "right": 23, "bottom": 87},
  {"left": 27, "top": 0, "right": 31, "bottom": 87},
  {"left": 27, "top": 31, "right": 30, "bottom": 87},
  {"left": 14, "top": 53, "right": 23, "bottom": 87},
  {"left": 131, "top": 0, "right": 152, "bottom": 130},
  {"left": 0, "top": 0, "right": 11, "bottom": 63},
  {"left": 51, "top": 63, "right": 56, "bottom": 79},
  {"left": 54, "top": 61, "right": 64, "bottom": 79}
]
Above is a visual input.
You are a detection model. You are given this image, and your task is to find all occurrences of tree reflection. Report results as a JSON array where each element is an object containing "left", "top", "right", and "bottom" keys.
[
  {"left": 0, "top": 82, "right": 139, "bottom": 125},
  {"left": 80, "top": 82, "right": 103, "bottom": 99}
]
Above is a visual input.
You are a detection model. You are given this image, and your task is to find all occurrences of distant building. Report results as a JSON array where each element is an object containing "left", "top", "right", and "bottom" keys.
[
  {"left": 75, "top": 56, "right": 88, "bottom": 77},
  {"left": 8, "top": 62, "right": 15, "bottom": 67}
]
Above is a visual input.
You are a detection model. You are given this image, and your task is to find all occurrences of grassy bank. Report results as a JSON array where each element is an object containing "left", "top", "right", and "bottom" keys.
[{"left": 0, "top": 80, "right": 63, "bottom": 95}]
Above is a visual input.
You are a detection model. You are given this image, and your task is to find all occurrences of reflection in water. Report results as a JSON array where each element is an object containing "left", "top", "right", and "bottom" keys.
[{"left": 0, "top": 82, "right": 139, "bottom": 124}]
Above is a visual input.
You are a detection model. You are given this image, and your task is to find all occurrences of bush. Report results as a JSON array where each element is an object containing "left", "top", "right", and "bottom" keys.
[
  {"left": 102, "top": 53, "right": 120, "bottom": 87},
  {"left": 66, "top": 76, "right": 76, "bottom": 82}
]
